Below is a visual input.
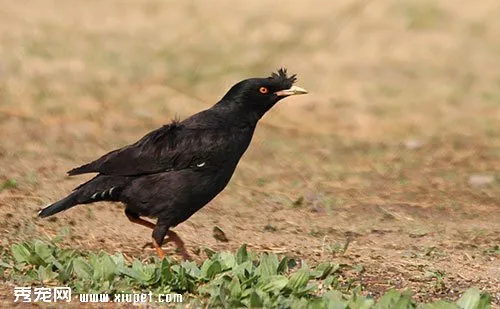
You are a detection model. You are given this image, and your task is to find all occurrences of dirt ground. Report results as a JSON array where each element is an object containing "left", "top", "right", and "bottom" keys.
[{"left": 1, "top": 0, "right": 499, "bottom": 306}]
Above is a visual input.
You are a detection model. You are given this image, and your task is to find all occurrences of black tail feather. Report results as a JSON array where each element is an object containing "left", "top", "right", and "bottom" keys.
[
  {"left": 39, "top": 175, "right": 126, "bottom": 218},
  {"left": 67, "top": 163, "right": 95, "bottom": 176},
  {"left": 38, "top": 193, "right": 78, "bottom": 218}
]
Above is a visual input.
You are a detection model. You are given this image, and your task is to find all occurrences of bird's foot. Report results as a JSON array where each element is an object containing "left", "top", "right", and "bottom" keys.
[
  {"left": 142, "top": 233, "right": 191, "bottom": 260},
  {"left": 152, "top": 239, "right": 165, "bottom": 259}
]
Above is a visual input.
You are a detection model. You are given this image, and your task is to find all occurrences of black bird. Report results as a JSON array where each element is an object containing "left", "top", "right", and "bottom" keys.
[{"left": 38, "top": 69, "right": 308, "bottom": 259}]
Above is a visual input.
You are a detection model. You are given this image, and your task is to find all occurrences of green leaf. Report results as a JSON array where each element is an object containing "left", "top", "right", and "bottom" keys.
[
  {"left": 181, "top": 260, "right": 201, "bottom": 278},
  {"left": 219, "top": 252, "right": 236, "bottom": 269},
  {"left": 257, "top": 275, "right": 288, "bottom": 293},
  {"left": 11, "top": 244, "right": 32, "bottom": 264},
  {"left": 348, "top": 296, "right": 375, "bottom": 309},
  {"left": 127, "top": 261, "right": 160, "bottom": 286},
  {"left": 57, "top": 249, "right": 77, "bottom": 264},
  {"left": 457, "top": 288, "right": 487, "bottom": 309},
  {"left": 423, "top": 300, "right": 459, "bottom": 309},
  {"left": 287, "top": 269, "right": 311, "bottom": 292},
  {"left": 476, "top": 292, "right": 491, "bottom": 309},
  {"left": 236, "top": 244, "right": 249, "bottom": 264},
  {"left": 110, "top": 253, "right": 125, "bottom": 267},
  {"left": 305, "top": 297, "right": 325, "bottom": 309},
  {"left": 93, "top": 253, "right": 116, "bottom": 282},
  {"left": 395, "top": 291, "right": 415, "bottom": 309},
  {"left": 34, "top": 240, "right": 53, "bottom": 263},
  {"left": 159, "top": 259, "right": 173, "bottom": 284},
  {"left": 376, "top": 289, "right": 402, "bottom": 308},
  {"left": 373, "top": 290, "right": 415, "bottom": 309},
  {"left": 323, "top": 289, "right": 344, "bottom": 302},
  {"left": 205, "top": 260, "right": 222, "bottom": 279},
  {"left": 249, "top": 291, "right": 264, "bottom": 308},
  {"left": 73, "top": 258, "right": 92, "bottom": 279},
  {"left": 200, "top": 259, "right": 212, "bottom": 280},
  {"left": 232, "top": 261, "right": 254, "bottom": 285},
  {"left": 50, "top": 258, "right": 68, "bottom": 281},
  {"left": 314, "top": 262, "right": 336, "bottom": 279},
  {"left": 277, "top": 256, "right": 290, "bottom": 274},
  {"left": 256, "top": 253, "right": 279, "bottom": 278},
  {"left": 173, "top": 264, "right": 195, "bottom": 291},
  {"left": 37, "top": 265, "right": 58, "bottom": 282},
  {"left": 324, "top": 275, "right": 338, "bottom": 289},
  {"left": 229, "top": 277, "right": 242, "bottom": 299},
  {"left": 120, "top": 266, "right": 144, "bottom": 282}
]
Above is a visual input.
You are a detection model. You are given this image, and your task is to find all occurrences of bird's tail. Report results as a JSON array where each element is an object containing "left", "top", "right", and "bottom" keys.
[
  {"left": 38, "top": 192, "right": 78, "bottom": 218},
  {"left": 38, "top": 175, "right": 127, "bottom": 218}
]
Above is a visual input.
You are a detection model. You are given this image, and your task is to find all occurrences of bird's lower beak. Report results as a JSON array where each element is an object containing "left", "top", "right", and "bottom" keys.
[{"left": 275, "top": 85, "right": 308, "bottom": 97}]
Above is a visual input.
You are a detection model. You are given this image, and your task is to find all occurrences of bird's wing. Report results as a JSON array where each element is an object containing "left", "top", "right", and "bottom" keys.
[{"left": 68, "top": 122, "right": 214, "bottom": 176}]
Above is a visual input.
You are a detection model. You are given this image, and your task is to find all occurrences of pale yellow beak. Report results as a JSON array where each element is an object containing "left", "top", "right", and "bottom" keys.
[{"left": 275, "top": 85, "right": 308, "bottom": 97}]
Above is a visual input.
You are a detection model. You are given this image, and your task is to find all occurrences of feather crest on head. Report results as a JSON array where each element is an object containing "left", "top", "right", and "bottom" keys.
[{"left": 268, "top": 68, "right": 297, "bottom": 88}]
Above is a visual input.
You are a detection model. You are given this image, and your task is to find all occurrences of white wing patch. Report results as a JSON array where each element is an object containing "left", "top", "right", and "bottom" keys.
[{"left": 91, "top": 186, "right": 116, "bottom": 200}]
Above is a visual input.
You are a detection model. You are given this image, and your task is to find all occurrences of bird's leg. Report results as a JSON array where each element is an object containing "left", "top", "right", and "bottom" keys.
[
  {"left": 125, "top": 209, "right": 156, "bottom": 230},
  {"left": 151, "top": 223, "right": 191, "bottom": 260},
  {"left": 126, "top": 212, "right": 190, "bottom": 260},
  {"left": 152, "top": 238, "right": 165, "bottom": 259},
  {"left": 149, "top": 234, "right": 190, "bottom": 260},
  {"left": 152, "top": 223, "right": 169, "bottom": 260},
  {"left": 126, "top": 210, "right": 160, "bottom": 252},
  {"left": 166, "top": 230, "right": 191, "bottom": 260}
]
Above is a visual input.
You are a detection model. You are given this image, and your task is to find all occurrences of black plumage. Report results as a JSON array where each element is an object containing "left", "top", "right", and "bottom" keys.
[{"left": 38, "top": 69, "right": 308, "bottom": 259}]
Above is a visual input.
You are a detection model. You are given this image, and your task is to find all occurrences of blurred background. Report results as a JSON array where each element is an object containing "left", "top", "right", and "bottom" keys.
[{"left": 0, "top": 0, "right": 499, "bottom": 301}]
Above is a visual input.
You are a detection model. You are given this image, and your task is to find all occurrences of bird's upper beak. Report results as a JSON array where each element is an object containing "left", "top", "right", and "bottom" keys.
[{"left": 275, "top": 85, "right": 308, "bottom": 97}]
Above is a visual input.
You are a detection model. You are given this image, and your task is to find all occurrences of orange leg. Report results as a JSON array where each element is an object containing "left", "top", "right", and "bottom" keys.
[
  {"left": 125, "top": 213, "right": 156, "bottom": 230},
  {"left": 126, "top": 213, "right": 190, "bottom": 260},
  {"left": 152, "top": 238, "right": 165, "bottom": 259},
  {"left": 149, "top": 231, "right": 190, "bottom": 260}
]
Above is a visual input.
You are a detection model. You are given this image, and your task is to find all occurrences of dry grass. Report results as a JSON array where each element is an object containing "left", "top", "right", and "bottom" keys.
[{"left": 1, "top": 0, "right": 499, "bottom": 304}]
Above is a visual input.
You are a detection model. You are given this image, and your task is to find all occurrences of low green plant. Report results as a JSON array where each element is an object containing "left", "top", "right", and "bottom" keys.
[{"left": 0, "top": 236, "right": 492, "bottom": 308}]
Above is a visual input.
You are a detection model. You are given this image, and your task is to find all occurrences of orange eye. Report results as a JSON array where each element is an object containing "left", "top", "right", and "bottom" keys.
[{"left": 259, "top": 87, "right": 269, "bottom": 94}]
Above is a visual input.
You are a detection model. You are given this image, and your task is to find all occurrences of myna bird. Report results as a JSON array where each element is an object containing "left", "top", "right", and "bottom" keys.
[{"left": 38, "top": 69, "right": 308, "bottom": 259}]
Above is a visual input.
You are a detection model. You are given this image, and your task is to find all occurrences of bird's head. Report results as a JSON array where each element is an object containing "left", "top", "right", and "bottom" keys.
[{"left": 217, "top": 68, "right": 308, "bottom": 120}]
